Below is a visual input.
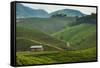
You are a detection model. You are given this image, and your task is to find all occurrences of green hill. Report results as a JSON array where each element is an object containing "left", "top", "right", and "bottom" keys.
[
  {"left": 17, "top": 17, "right": 76, "bottom": 34},
  {"left": 52, "top": 24, "right": 96, "bottom": 50},
  {"left": 16, "top": 26, "right": 68, "bottom": 51},
  {"left": 16, "top": 17, "right": 97, "bottom": 66},
  {"left": 16, "top": 38, "right": 62, "bottom": 51},
  {"left": 69, "top": 13, "right": 97, "bottom": 26}
]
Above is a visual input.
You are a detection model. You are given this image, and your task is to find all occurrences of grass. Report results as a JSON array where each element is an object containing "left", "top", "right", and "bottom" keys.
[
  {"left": 17, "top": 17, "right": 76, "bottom": 33},
  {"left": 16, "top": 47, "right": 96, "bottom": 65},
  {"left": 52, "top": 24, "right": 96, "bottom": 50},
  {"left": 16, "top": 26, "right": 68, "bottom": 51},
  {"left": 16, "top": 17, "right": 97, "bottom": 66}
]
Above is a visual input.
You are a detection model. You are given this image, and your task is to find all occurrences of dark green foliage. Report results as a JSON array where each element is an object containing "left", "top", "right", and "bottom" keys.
[
  {"left": 50, "top": 9, "right": 85, "bottom": 17},
  {"left": 76, "top": 13, "right": 96, "bottom": 24},
  {"left": 69, "top": 13, "right": 97, "bottom": 26},
  {"left": 51, "top": 13, "right": 67, "bottom": 17}
]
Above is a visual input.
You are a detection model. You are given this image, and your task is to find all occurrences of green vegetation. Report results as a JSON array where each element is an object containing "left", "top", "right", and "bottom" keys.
[
  {"left": 16, "top": 47, "right": 96, "bottom": 65},
  {"left": 52, "top": 24, "right": 96, "bottom": 50},
  {"left": 16, "top": 38, "right": 55, "bottom": 51},
  {"left": 16, "top": 26, "right": 68, "bottom": 51},
  {"left": 69, "top": 13, "right": 97, "bottom": 26},
  {"left": 17, "top": 17, "right": 76, "bottom": 33},
  {"left": 16, "top": 14, "right": 97, "bottom": 65}
]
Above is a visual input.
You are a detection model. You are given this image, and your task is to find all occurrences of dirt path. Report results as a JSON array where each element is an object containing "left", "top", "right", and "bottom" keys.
[{"left": 17, "top": 37, "right": 64, "bottom": 51}]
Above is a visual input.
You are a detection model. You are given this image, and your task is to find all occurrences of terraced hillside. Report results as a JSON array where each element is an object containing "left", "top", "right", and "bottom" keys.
[
  {"left": 52, "top": 24, "right": 96, "bottom": 50},
  {"left": 17, "top": 17, "right": 76, "bottom": 34},
  {"left": 16, "top": 16, "right": 97, "bottom": 65},
  {"left": 16, "top": 47, "right": 96, "bottom": 65},
  {"left": 16, "top": 26, "right": 68, "bottom": 51}
]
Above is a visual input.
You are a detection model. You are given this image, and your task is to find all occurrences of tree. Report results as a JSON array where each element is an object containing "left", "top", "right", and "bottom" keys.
[{"left": 52, "top": 13, "right": 67, "bottom": 17}]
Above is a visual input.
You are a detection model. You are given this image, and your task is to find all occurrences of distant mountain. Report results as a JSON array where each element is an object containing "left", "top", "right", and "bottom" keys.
[
  {"left": 16, "top": 3, "right": 86, "bottom": 18},
  {"left": 50, "top": 9, "right": 86, "bottom": 17},
  {"left": 16, "top": 3, "right": 49, "bottom": 18}
]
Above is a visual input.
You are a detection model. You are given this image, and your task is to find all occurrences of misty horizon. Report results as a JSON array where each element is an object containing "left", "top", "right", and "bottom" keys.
[{"left": 21, "top": 3, "right": 96, "bottom": 15}]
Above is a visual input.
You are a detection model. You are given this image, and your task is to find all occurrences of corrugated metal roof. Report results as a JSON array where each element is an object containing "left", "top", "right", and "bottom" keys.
[{"left": 30, "top": 45, "right": 43, "bottom": 48}]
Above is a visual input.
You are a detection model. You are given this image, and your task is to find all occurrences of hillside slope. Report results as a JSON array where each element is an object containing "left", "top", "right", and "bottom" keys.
[
  {"left": 52, "top": 24, "right": 96, "bottom": 50},
  {"left": 17, "top": 17, "right": 76, "bottom": 34},
  {"left": 16, "top": 26, "right": 68, "bottom": 51}
]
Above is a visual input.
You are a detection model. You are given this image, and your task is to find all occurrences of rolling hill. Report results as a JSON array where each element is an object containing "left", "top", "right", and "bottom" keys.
[
  {"left": 16, "top": 17, "right": 76, "bottom": 34},
  {"left": 16, "top": 3, "right": 97, "bottom": 66},
  {"left": 16, "top": 15, "right": 97, "bottom": 51},
  {"left": 52, "top": 23, "right": 96, "bottom": 50},
  {"left": 16, "top": 26, "right": 69, "bottom": 51}
]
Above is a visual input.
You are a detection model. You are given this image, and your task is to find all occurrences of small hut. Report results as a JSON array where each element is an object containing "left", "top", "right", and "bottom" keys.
[{"left": 30, "top": 45, "right": 43, "bottom": 51}]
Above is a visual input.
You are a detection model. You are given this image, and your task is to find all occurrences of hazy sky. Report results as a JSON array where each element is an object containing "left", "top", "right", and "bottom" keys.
[{"left": 21, "top": 3, "right": 96, "bottom": 15}]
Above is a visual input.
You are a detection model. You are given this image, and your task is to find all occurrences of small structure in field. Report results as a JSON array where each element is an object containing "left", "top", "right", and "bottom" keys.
[{"left": 30, "top": 45, "right": 43, "bottom": 51}]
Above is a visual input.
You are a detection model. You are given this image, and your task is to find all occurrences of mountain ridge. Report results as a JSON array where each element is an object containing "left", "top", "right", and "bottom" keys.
[
  {"left": 16, "top": 3, "right": 49, "bottom": 18},
  {"left": 16, "top": 3, "right": 86, "bottom": 18},
  {"left": 50, "top": 8, "right": 86, "bottom": 17}
]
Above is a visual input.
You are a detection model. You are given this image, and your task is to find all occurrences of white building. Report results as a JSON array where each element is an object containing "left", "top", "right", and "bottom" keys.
[{"left": 30, "top": 45, "right": 43, "bottom": 51}]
